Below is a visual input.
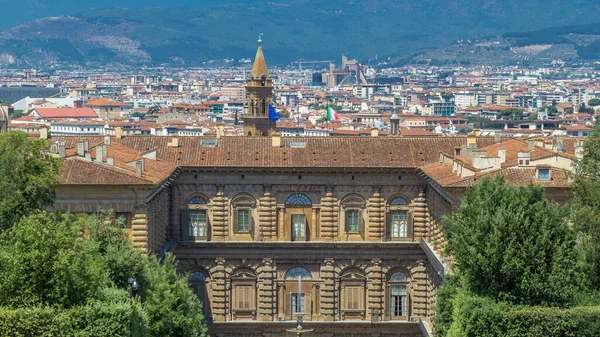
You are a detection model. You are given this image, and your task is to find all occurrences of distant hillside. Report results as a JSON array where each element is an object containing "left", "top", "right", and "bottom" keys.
[
  {"left": 409, "top": 23, "right": 600, "bottom": 66},
  {"left": 1, "top": 0, "right": 599, "bottom": 67}
]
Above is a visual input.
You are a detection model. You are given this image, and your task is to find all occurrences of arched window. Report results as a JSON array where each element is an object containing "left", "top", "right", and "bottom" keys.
[
  {"left": 184, "top": 195, "right": 209, "bottom": 241},
  {"left": 340, "top": 269, "right": 366, "bottom": 320},
  {"left": 189, "top": 197, "right": 207, "bottom": 205},
  {"left": 188, "top": 271, "right": 210, "bottom": 319},
  {"left": 285, "top": 194, "right": 312, "bottom": 206},
  {"left": 260, "top": 75, "right": 266, "bottom": 87},
  {"left": 390, "top": 197, "right": 407, "bottom": 206},
  {"left": 285, "top": 267, "right": 312, "bottom": 280},
  {"left": 284, "top": 267, "right": 312, "bottom": 319},
  {"left": 231, "top": 268, "right": 257, "bottom": 320},
  {"left": 261, "top": 99, "right": 266, "bottom": 116},
  {"left": 386, "top": 271, "right": 410, "bottom": 320},
  {"left": 387, "top": 197, "right": 411, "bottom": 241}
]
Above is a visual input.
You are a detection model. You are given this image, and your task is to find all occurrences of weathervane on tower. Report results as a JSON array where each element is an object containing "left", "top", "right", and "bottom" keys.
[{"left": 258, "top": 33, "right": 263, "bottom": 45}]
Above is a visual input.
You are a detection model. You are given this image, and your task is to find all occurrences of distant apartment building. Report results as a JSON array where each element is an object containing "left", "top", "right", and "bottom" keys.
[
  {"left": 219, "top": 86, "right": 246, "bottom": 101},
  {"left": 50, "top": 121, "right": 105, "bottom": 136},
  {"left": 85, "top": 97, "right": 130, "bottom": 120},
  {"left": 454, "top": 92, "right": 478, "bottom": 107}
]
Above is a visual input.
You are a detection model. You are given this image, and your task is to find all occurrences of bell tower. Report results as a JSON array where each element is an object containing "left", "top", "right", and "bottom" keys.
[{"left": 244, "top": 34, "right": 276, "bottom": 137}]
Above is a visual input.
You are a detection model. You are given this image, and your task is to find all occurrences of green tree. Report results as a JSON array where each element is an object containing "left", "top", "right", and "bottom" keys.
[
  {"left": 571, "top": 125, "right": 600, "bottom": 291},
  {"left": 0, "top": 210, "right": 207, "bottom": 337},
  {"left": 579, "top": 103, "right": 595, "bottom": 114},
  {"left": 441, "top": 177, "right": 579, "bottom": 307},
  {"left": 588, "top": 98, "right": 600, "bottom": 107},
  {"left": 0, "top": 211, "right": 107, "bottom": 309},
  {"left": 497, "top": 108, "right": 523, "bottom": 120},
  {"left": 527, "top": 113, "right": 538, "bottom": 120},
  {"left": 0, "top": 131, "right": 61, "bottom": 231},
  {"left": 539, "top": 105, "right": 558, "bottom": 114}
]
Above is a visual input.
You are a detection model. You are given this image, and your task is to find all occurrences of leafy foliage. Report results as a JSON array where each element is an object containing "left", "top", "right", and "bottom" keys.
[
  {"left": 441, "top": 177, "right": 579, "bottom": 307},
  {"left": 445, "top": 294, "right": 600, "bottom": 337},
  {"left": 571, "top": 125, "right": 600, "bottom": 290},
  {"left": 588, "top": 98, "right": 600, "bottom": 107},
  {"left": 497, "top": 108, "right": 524, "bottom": 120},
  {"left": 0, "top": 211, "right": 207, "bottom": 337},
  {"left": 0, "top": 131, "right": 61, "bottom": 231}
]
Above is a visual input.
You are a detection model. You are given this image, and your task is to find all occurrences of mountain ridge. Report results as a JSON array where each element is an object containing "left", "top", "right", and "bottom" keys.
[{"left": 1, "top": 0, "right": 599, "bottom": 67}]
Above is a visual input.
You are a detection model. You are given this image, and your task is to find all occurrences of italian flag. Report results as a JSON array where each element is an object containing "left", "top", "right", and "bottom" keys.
[{"left": 327, "top": 105, "right": 340, "bottom": 121}]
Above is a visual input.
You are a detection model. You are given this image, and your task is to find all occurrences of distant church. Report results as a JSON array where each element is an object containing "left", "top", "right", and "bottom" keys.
[{"left": 243, "top": 35, "right": 277, "bottom": 136}]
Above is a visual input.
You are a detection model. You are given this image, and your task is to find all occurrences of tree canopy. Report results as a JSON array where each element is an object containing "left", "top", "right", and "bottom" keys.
[
  {"left": 571, "top": 125, "right": 600, "bottom": 290},
  {"left": 0, "top": 132, "right": 61, "bottom": 230},
  {"left": 441, "top": 177, "right": 579, "bottom": 307},
  {"left": 588, "top": 98, "right": 600, "bottom": 107},
  {"left": 0, "top": 210, "right": 207, "bottom": 337},
  {"left": 497, "top": 108, "right": 523, "bottom": 120}
]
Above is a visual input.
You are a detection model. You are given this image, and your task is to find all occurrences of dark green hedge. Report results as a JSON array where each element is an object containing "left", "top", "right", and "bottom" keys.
[
  {"left": 447, "top": 295, "right": 600, "bottom": 337},
  {"left": 0, "top": 302, "right": 133, "bottom": 337}
]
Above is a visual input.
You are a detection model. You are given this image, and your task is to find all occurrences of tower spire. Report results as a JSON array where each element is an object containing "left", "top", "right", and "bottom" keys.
[{"left": 251, "top": 33, "right": 269, "bottom": 78}]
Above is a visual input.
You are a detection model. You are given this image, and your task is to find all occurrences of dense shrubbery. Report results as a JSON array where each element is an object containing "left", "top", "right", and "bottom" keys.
[
  {"left": 0, "top": 302, "right": 134, "bottom": 337},
  {"left": 445, "top": 295, "right": 600, "bottom": 337}
]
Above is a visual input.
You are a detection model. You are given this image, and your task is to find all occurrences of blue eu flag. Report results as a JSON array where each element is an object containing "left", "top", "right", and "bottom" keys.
[{"left": 268, "top": 104, "right": 281, "bottom": 121}]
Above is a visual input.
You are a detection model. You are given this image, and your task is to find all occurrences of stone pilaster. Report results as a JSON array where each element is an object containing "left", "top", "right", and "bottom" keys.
[
  {"left": 172, "top": 186, "right": 183, "bottom": 240},
  {"left": 412, "top": 190, "right": 427, "bottom": 241},
  {"left": 132, "top": 213, "right": 148, "bottom": 254},
  {"left": 258, "top": 187, "right": 277, "bottom": 241},
  {"left": 211, "top": 258, "right": 227, "bottom": 322},
  {"left": 320, "top": 258, "right": 336, "bottom": 321},
  {"left": 367, "top": 187, "right": 385, "bottom": 241},
  {"left": 319, "top": 185, "right": 338, "bottom": 240},
  {"left": 211, "top": 186, "right": 228, "bottom": 240},
  {"left": 257, "top": 258, "right": 276, "bottom": 321},
  {"left": 411, "top": 260, "right": 428, "bottom": 319},
  {"left": 366, "top": 258, "right": 384, "bottom": 322}
]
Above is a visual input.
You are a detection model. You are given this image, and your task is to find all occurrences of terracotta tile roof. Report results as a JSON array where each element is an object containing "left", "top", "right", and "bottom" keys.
[
  {"left": 59, "top": 158, "right": 154, "bottom": 185},
  {"left": 85, "top": 97, "right": 129, "bottom": 107},
  {"left": 33, "top": 108, "right": 98, "bottom": 119},
  {"left": 448, "top": 167, "right": 571, "bottom": 188}
]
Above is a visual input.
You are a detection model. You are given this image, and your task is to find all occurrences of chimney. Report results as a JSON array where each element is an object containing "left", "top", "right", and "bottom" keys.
[
  {"left": 544, "top": 140, "right": 553, "bottom": 150},
  {"left": 96, "top": 145, "right": 105, "bottom": 163},
  {"left": 527, "top": 139, "right": 535, "bottom": 151},
  {"left": 135, "top": 159, "right": 144, "bottom": 177},
  {"left": 517, "top": 151, "right": 530, "bottom": 166},
  {"left": 390, "top": 113, "right": 400, "bottom": 136},
  {"left": 77, "top": 142, "right": 85, "bottom": 157},
  {"left": 498, "top": 149, "right": 506, "bottom": 164},
  {"left": 466, "top": 134, "right": 477, "bottom": 147},
  {"left": 39, "top": 127, "right": 49, "bottom": 140},
  {"left": 494, "top": 132, "right": 501, "bottom": 143},
  {"left": 115, "top": 126, "right": 124, "bottom": 140},
  {"left": 104, "top": 135, "right": 111, "bottom": 145},
  {"left": 58, "top": 144, "right": 66, "bottom": 158},
  {"left": 106, "top": 157, "right": 114, "bottom": 167},
  {"left": 84, "top": 153, "right": 92, "bottom": 162},
  {"left": 575, "top": 140, "right": 584, "bottom": 160},
  {"left": 555, "top": 136, "right": 565, "bottom": 153},
  {"left": 84, "top": 141, "right": 89, "bottom": 153},
  {"left": 167, "top": 137, "right": 180, "bottom": 148},
  {"left": 371, "top": 128, "right": 379, "bottom": 137},
  {"left": 272, "top": 132, "right": 282, "bottom": 148}
]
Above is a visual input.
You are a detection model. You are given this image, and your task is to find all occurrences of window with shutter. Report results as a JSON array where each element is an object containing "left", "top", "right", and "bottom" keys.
[
  {"left": 237, "top": 209, "right": 251, "bottom": 231},
  {"left": 346, "top": 210, "right": 360, "bottom": 232}
]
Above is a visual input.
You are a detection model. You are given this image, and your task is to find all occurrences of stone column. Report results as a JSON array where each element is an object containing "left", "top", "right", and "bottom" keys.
[
  {"left": 211, "top": 185, "right": 228, "bottom": 241},
  {"left": 320, "top": 258, "right": 336, "bottom": 321},
  {"left": 319, "top": 185, "right": 337, "bottom": 241},
  {"left": 311, "top": 206, "right": 318, "bottom": 240},
  {"left": 257, "top": 258, "right": 276, "bottom": 321},
  {"left": 278, "top": 207, "right": 285, "bottom": 241},
  {"left": 277, "top": 282, "right": 286, "bottom": 321},
  {"left": 366, "top": 258, "right": 384, "bottom": 322},
  {"left": 132, "top": 212, "right": 148, "bottom": 254},
  {"left": 367, "top": 186, "right": 385, "bottom": 241},
  {"left": 412, "top": 190, "right": 427, "bottom": 241},
  {"left": 210, "top": 258, "right": 227, "bottom": 322}
]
